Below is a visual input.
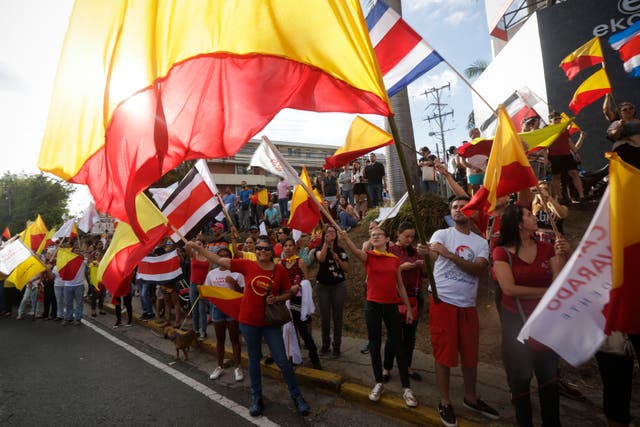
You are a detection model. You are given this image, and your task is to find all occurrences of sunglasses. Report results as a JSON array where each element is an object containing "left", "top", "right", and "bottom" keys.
[{"left": 255, "top": 246, "right": 273, "bottom": 251}]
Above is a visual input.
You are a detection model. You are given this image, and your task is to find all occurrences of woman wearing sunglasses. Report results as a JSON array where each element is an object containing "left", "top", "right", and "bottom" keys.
[
  {"left": 607, "top": 101, "right": 640, "bottom": 169},
  {"left": 186, "top": 236, "right": 310, "bottom": 417}
]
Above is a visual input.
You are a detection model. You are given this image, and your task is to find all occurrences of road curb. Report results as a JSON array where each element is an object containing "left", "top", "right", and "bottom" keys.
[{"left": 100, "top": 303, "right": 479, "bottom": 425}]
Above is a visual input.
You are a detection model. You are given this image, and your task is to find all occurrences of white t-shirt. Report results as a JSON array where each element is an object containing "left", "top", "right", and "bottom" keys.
[
  {"left": 204, "top": 268, "right": 245, "bottom": 290},
  {"left": 430, "top": 227, "right": 488, "bottom": 307}
]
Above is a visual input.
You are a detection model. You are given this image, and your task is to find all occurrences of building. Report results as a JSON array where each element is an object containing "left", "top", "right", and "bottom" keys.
[{"left": 474, "top": 0, "right": 640, "bottom": 171}]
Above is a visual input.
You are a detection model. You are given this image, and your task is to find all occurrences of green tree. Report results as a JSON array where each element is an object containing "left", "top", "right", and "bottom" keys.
[
  {"left": 464, "top": 60, "right": 488, "bottom": 130},
  {"left": 0, "top": 172, "right": 74, "bottom": 233}
]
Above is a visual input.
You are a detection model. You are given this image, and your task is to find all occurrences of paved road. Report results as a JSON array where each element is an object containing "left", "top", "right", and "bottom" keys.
[{"left": 0, "top": 316, "right": 408, "bottom": 427}]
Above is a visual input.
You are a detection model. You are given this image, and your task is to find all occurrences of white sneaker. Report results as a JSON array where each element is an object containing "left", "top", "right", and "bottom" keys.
[
  {"left": 369, "top": 383, "right": 384, "bottom": 402},
  {"left": 403, "top": 388, "right": 418, "bottom": 407},
  {"left": 209, "top": 366, "right": 224, "bottom": 380},
  {"left": 234, "top": 367, "right": 244, "bottom": 382}
]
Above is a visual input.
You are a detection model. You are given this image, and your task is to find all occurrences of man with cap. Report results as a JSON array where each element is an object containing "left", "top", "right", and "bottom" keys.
[{"left": 207, "top": 223, "right": 230, "bottom": 253}]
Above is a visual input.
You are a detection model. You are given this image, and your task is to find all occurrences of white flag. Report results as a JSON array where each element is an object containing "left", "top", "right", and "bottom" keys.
[
  {"left": 78, "top": 202, "right": 100, "bottom": 233},
  {"left": 376, "top": 192, "right": 408, "bottom": 224},
  {"left": 249, "top": 136, "right": 299, "bottom": 184},
  {"left": 518, "top": 188, "right": 611, "bottom": 366},
  {"left": 0, "top": 239, "right": 32, "bottom": 275},
  {"left": 53, "top": 218, "right": 76, "bottom": 241}
]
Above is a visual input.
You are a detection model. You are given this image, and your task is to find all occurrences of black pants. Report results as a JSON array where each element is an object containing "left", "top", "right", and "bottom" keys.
[
  {"left": 383, "top": 291, "right": 423, "bottom": 370},
  {"left": 291, "top": 309, "right": 320, "bottom": 366},
  {"left": 595, "top": 351, "right": 633, "bottom": 424},
  {"left": 502, "top": 309, "right": 560, "bottom": 427},
  {"left": 42, "top": 282, "right": 57, "bottom": 318},
  {"left": 365, "top": 300, "right": 410, "bottom": 388},
  {"left": 90, "top": 287, "right": 105, "bottom": 311},
  {"left": 115, "top": 294, "right": 133, "bottom": 324}
]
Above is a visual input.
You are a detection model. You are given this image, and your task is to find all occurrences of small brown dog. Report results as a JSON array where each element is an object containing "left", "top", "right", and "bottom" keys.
[{"left": 163, "top": 326, "right": 198, "bottom": 360}]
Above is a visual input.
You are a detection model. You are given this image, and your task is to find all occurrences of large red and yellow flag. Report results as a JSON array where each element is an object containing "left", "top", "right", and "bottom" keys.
[
  {"left": 560, "top": 37, "right": 604, "bottom": 80},
  {"left": 22, "top": 215, "right": 48, "bottom": 252},
  {"left": 603, "top": 152, "right": 640, "bottom": 334},
  {"left": 569, "top": 68, "right": 612, "bottom": 114},
  {"left": 288, "top": 166, "right": 322, "bottom": 233},
  {"left": 38, "top": 1, "right": 391, "bottom": 234},
  {"left": 98, "top": 193, "right": 169, "bottom": 298},
  {"left": 468, "top": 105, "right": 537, "bottom": 213},
  {"left": 323, "top": 116, "right": 394, "bottom": 169},
  {"left": 199, "top": 286, "right": 242, "bottom": 321},
  {"left": 56, "top": 248, "right": 84, "bottom": 281}
]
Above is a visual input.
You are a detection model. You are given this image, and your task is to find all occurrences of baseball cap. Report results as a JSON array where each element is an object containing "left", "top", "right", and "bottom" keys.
[
  {"left": 249, "top": 225, "right": 259, "bottom": 231},
  {"left": 213, "top": 223, "right": 224, "bottom": 229}
]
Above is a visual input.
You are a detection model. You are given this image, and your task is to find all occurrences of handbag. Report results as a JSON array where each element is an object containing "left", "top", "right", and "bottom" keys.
[
  {"left": 502, "top": 247, "right": 552, "bottom": 353},
  {"left": 263, "top": 268, "right": 292, "bottom": 327},
  {"left": 398, "top": 296, "right": 418, "bottom": 320}
]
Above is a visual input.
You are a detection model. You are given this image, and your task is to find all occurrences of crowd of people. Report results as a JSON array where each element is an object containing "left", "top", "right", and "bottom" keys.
[{"left": 1, "top": 103, "right": 638, "bottom": 425}]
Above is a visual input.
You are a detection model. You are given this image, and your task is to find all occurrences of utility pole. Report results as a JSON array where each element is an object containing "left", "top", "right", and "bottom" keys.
[{"left": 423, "top": 83, "right": 455, "bottom": 163}]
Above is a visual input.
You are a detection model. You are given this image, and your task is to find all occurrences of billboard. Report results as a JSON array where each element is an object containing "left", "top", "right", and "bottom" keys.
[{"left": 537, "top": 0, "right": 640, "bottom": 170}]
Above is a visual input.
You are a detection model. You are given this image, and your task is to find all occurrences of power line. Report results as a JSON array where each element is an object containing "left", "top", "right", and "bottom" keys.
[{"left": 422, "top": 83, "right": 455, "bottom": 161}]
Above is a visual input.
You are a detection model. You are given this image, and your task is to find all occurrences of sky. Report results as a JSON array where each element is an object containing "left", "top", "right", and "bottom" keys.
[{"left": 0, "top": 0, "right": 491, "bottom": 214}]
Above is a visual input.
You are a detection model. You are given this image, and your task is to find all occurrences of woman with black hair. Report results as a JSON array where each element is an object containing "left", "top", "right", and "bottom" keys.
[
  {"left": 492, "top": 204, "right": 569, "bottom": 426},
  {"left": 314, "top": 225, "right": 349, "bottom": 357},
  {"left": 382, "top": 222, "right": 426, "bottom": 383}
]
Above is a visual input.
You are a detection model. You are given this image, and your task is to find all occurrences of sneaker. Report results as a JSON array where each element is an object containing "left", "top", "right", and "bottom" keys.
[
  {"left": 234, "top": 367, "right": 244, "bottom": 382},
  {"left": 62, "top": 320, "right": 72, "bottom": 326},
  {"left": 438, "top": 403, "right": 458, "bottom": 427},
  {"left": 463, "top": 398, "right": 500, "bottom": 420},
  {"left": 368, "top": 383, "right": 384, "bottom": 402},
  {"left": 113, "top": 322, "right": 121, "bottom": 328},
  {"left": 91, "top": 312, "right": 97, "bottom": 317},
  {"left": 73, "top": 320, "right": 82, "bottom": 326},
  {"left": 209, "top": 366, "right": 224, "bottom": 380},
  {"left": 360, "top": 341, "right": 370, "bottom": 354},
  {"left": 558, "top": 380, "right": 586, "bottom": 401},
  {"left": 16, "top": 315, "right": 22, "bottom": 320},
  {"left": 403, "top": 388, "right": 418, "bottom": 408},
  {"left": 125, "top": 322, "right": 133, "bottom": 327},
  {"left": 293, "top": 395, "right": 310, "bottom": 416},
  {"left": 199, "top": 331, "right": 207, "bottom": 340}
]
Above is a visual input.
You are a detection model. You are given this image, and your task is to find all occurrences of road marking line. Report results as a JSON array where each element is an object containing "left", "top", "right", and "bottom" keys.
[{"left": 82, "top": 319, "right": 279, "bottom": 427}]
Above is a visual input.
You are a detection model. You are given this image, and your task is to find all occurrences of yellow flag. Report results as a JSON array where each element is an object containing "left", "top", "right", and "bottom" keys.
[{"left": 6, "top": 256, "right": 46, "bottom": 291}]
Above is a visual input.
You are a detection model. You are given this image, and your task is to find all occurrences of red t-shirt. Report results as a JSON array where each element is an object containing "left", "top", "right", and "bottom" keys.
[
  {"left": 230, "top": 259, "right": 290, "bottom": 327},
  {"left": 388, "top": 243, "right": 422, "bottom": 296},
  {"left": 365, "top": 251, "right": 401, "bottom": 304},
  {"left": 548, "top": 130, "right": 571, "bottom": 156},
  {"left": 190, "top": 258, "right": 210, "bottom": 285},
  {"left": 492, "top": 242, "right": 555, "bottom": 315}
]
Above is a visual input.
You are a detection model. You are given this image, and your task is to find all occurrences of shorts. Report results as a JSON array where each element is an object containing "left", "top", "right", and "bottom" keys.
[
  {"left": 210, "top": 304, "right": 234, "bottom": 323},
  {"left": 468, "top": 174, "right": 484, "bottom": 185},
  {"left": 549, "top": 154, "right": 577, "bottom": 174},
  {"left": 429, "top": 297, "right": 479, "bottom": 368}
]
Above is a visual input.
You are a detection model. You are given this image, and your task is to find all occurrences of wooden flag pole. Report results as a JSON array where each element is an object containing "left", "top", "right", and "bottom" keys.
[{"left": 387, "top": 117, "right": 439, "bottom": 303}]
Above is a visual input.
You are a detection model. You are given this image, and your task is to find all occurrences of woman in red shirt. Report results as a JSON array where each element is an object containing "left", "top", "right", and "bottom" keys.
[
  {"left": 186, "top": 236, "right": 310, "bottom": 417},
  {"left": 492, "top": 204, "right": 569, "bottom": 427},
  {"left": 340, "top": 227, "right": 418, "bottom": 408}
]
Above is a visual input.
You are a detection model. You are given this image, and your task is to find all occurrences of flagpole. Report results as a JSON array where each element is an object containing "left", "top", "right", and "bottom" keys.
[
  {"left": 261, "top": 136, "right": 343, "bottom": 231},
  {"left": 169, "top": 224, "right": 189, "bottom": 245},
  {"left": 387, "top": 117, "right": 439, "bottom": 302}
]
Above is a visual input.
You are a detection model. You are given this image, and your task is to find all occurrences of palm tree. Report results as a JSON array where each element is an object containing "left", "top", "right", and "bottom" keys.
[{"left": 464, "top": 60, "right": 488, "bottom": 130}]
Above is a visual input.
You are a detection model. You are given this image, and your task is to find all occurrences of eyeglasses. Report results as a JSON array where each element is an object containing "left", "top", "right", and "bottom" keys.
[{"left": 255, "top": 246, "right": 272, "bottom": 251}]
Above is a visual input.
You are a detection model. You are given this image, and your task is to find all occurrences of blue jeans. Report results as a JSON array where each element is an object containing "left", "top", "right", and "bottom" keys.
[
  {"left": 17, "top": 286, "right": 38, "bottom": 316},
  {"left": 64, "top": 285, "right": 84, "bottom": 321},
  {"left": 239, "top": 323, "right": 302, "bottom": 400},
  {"left": 339, "top": 211, "right": 358, "bottom": 230},
  {"left": 278, "top": 198, "right": 289, "bottom": 220},
  {"left": 341, "top": 189, "right": 354, "bottom": 206},
  {"left": 189, "top": 283, "right": 207, "bottom": 333},
  {"left": 139, "top": 281, "right": 154, "bottom": 315},
  {"left": 421, "top": 180, "right": 438, "bottom": 194},
  {"left": 367, "top": 183, "right": 383, "bottom": 207},
  {"left": 54, "top": 286, "right": 65, "bottom": 319}
]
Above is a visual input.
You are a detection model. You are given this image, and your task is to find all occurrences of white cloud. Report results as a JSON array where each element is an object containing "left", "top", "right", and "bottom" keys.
[{"left": 445, "top": 11, "right": 466, "bottom": 26}]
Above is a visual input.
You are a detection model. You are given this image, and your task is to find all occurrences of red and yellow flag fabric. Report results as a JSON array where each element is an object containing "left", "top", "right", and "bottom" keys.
[
  {"left": 569, "top": 68, "right": 612, "bottom": 114},
  {"left": 603, "top": 152, "right": 640, "bottom": 334},
  {"left": 476, "top": 105, "right": 537, "bottom": 213},
  {"left": 560, "top": 37, "right": 604, "bottom": 80},
  {"left": 199, "top": 286, "right": 242, "bottom": 321},
  {"left": 2, "top": 227, "right": 10, "bottom": 240},
  {"left": 6, "top": 256, "right": 46, "bottom": 291},
  {"left": 56, "top": 248, "right": 84, "bottom": 281},
  {"left": 520, "top": 118, "right": 574, "bottom": 152},
  {"left": 561, "top": 112, "right": 582, "bottom": 135},
  {"left": 288, "top": 166, "right": 322, "bottom": 233},
  {"left": 36, "top": 228, "right": 56, "bottom": 255},
  {"left": 323, "top": 116, "right": 394, "bottom": 169},
  {"left": 38, "top": 0, "right": 391, "bottom": 233},
  {"left": 22, "top": 215, "right": 48, "bottom": 252},
  {"left": 98, "top": 193, "right": 169, "bottom": 298},
  {"left": 254, "top": 188, "right": 270, "bottom": 207}
]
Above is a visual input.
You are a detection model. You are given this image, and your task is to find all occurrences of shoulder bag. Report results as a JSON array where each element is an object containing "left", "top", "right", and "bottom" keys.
[{"left": 263, "top": 267, "right": 292, "bottom": 327}]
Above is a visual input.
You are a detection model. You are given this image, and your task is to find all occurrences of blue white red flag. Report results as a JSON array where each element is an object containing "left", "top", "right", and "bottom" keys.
[
  {"left": 366, "top": 0, "right": 443, "bottom": 97},
  {"left": 609, "top": 20, "right": 640, "bottom": 78}
]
